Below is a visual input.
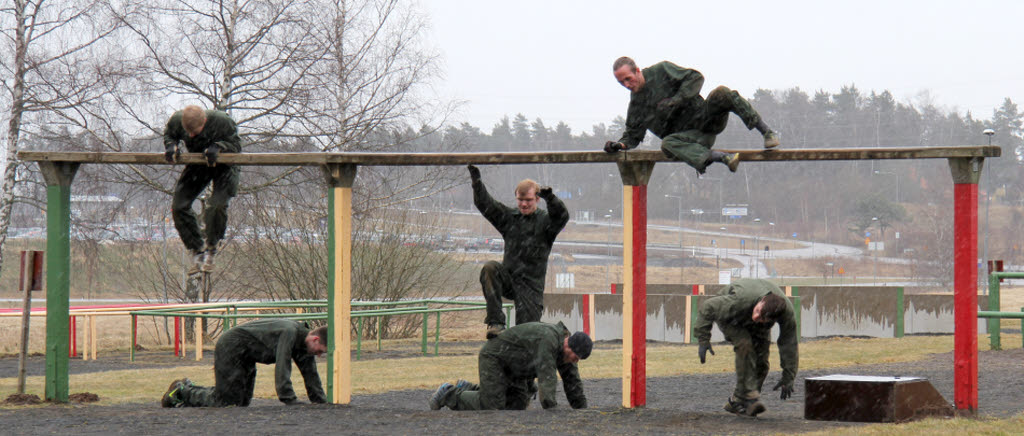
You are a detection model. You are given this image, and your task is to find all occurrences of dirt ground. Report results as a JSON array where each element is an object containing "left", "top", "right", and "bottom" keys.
[{"left": 1, "top": 343, "right": 1022, "bottom": 436}]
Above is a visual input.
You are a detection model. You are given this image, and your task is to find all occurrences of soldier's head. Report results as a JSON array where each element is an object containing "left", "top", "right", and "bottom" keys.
[
  {"left": 305, "top": 326, "right": 328, "bottom": 356},
  {"left": 515, "top": 179, "right": 540, "bottom": 215},
  {"left": 562, "top": 332, "right": 593, "bottom": 364},
  {"left": 752, "top": 293, "right": 787, "bottom": 324},
  {"left": 181, "top": 105, "right": 207, "bottom": 138},
  {"left": 613, "top": 56, "right": 645, "bottom": 93}
]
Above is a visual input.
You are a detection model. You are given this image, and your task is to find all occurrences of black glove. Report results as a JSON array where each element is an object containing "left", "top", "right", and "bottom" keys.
[
  {"left": 603, "top": 141, "right": 624, "bottom": 153},
  {"left": 164, "top": 148, "right": 177, "bottom": 163},
  {"left": 204, "top": 144, "right": 220, "bottom": 166},
  {"left": 772, "top": 380, "right": 794, "bottom": 400},
  {"left": 657, "top": 96, "right": 680, "bottom": 113},
  {"left": 467, "top": 164, "right": 481, "bottom": 182},
  {"left": 698, "top": 342, "right": 715, "bottom": 364},
  {"left": 538, "top": 186, "right": 553, "bottom": 199}
]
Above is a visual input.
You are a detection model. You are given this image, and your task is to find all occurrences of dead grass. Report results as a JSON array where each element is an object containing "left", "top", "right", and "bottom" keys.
[{"left": 789, "top": 413, "right": 1024, "bottom": 436}]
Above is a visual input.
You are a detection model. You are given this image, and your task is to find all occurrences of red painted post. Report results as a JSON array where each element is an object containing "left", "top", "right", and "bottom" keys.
[
  {"left": 954, "top": 182, "right": 978, "bottom": 411},
  {"left": 630, "top": 184, "right": 648, "bottom": 407},
  {"left": 609, "top": 283, "right": 616, "bottom": 294},
  {"left": 692, "top": 284, "right": 699, "bottom": 295},
  {"left": 582, "top": 294, "right": 591, "bottom": 336},
  {"left": 174, "top": 317, "right": 181, "bottom": 356}
]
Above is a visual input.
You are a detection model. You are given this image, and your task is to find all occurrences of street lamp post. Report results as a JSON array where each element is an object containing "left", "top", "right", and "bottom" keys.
[
  {"left": 982, "top": 128, "right": 994, "bottom": 294},
  {"left": 872, "top": 216, "right": 879, "bottom": 284},
  {"left": 665, "top": 194, "right": 684, "bottom": 282},
  {"left": 753, "top": 218, "right": 761, "bottom": 278}
]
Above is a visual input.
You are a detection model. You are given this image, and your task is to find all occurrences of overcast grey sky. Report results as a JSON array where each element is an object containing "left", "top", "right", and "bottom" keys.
[{"left": 422, "top": 0, "right": 1024, "bottom": 134}]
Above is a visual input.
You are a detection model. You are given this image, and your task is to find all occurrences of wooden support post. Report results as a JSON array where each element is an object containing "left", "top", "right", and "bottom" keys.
[
  {"left": 39, "top": 162, "right": 78, "bottom": 403},
  {"left": 949, "top": 157, "right": 982, "bottom": 413},
  {"left": 89, "top": 316, "right": 97, "bottom": 360},
  {"left": 195, "top": 314, "right": 203, "bottom": 361},
  {"left": 617, "top": 160, "right": 654, "bottom": 408},
  {"left": 323, "top": 164, "right": 357, "bottom": 404}
]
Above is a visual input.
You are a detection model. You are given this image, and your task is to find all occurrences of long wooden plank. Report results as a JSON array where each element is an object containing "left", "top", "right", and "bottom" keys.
[{"left": 17, "top": 145, "right": 1000, "bottom": 166}]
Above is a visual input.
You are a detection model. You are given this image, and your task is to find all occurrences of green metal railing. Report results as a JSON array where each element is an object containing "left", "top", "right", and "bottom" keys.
[
  {"left": 983, "top": 272, "right": 1024, "bottom": 350},
  {"left": 129, "top": 299, "right": 511, "bottom": 361}
]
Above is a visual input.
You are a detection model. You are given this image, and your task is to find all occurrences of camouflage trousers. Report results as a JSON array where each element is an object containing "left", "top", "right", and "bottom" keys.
[
  {"left": 446, "top": 345, "right": 532, "bottom": 410},
  {"left": 179, "top": 358, "right": 256, "bottom": 407},
  {"left": 480, "top": 261, "right": 544, "bottom": 327},
  {"left": 719, "top": 323, "right": 772, "bottom": 400},
  {"left": 660, "top": 86, "right": 763, "bottom": 173},
  {"left": 172, "top": 164, "right": 239, "bottom": 253}
]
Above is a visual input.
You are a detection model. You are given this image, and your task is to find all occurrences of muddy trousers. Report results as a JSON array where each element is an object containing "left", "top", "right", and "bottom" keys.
[
  {"left": 179, "top": 360, "right": 257, "bottom": 407},
  {"left": 172, "top": 164, "right": 239, "bottom": 253},
  {"left": 660, "top": 86, "right": 764, "bottom": 173},
  {"left": 719, "top": 323, "right": 771, "bottom": 400},
  {"left": 447, "top": 351, "right": 531, "bottom": 410},
  {"left": 480, "top": 261, "right": 544, "bottom": 327}
]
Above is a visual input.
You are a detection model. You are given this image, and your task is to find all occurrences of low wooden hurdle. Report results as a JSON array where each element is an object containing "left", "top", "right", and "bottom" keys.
[{"left": 20, "top": 145, "right": 998, "bottom": 412}]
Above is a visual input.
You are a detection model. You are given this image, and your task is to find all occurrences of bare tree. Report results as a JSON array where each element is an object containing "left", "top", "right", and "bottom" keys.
[{"left": 0, "top": 0, "right": 124, "bottom": 279}]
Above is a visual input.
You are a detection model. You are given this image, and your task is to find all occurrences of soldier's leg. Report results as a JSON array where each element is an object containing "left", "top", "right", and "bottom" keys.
[
  {"left": 751, "top": 329, "right": 772, "bottom": 393},
  {"left": 661, "top": 131, "right": 738, "bottom": 174},
  {"left": 705, "top": 86, "right": 778, "bottom": 148},
  {"left": 480, "top": 261, "right": 514, "bottom": 327},
  {"left": 452, "top": 353, "right": 507, "bottom": 410},
  {"left": 720, "top": 324, "right": 760, "bottom": 400},
  {"left": 513, "top": 286, "right": 545, "bottom": 325},
  {"left": 503, "top": 379, "right": 532, "bottom": 410},
  {"left": 204, "top": 165, "right": 239, "bottom": 251},
  {"left": 179, "top": 361, "right": 250, "bottom": 407},
  {"left": 171, "top": 165, "right": 214, "bottom": 253}
]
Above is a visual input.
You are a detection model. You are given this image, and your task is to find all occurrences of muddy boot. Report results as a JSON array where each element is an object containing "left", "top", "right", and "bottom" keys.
[
  {"left": 428, "top": 382, "right": 455, "bottom": 410},
  {"left": 201, "top": 249, "right": 217, "bottom": 273},
  {"left": 709, "top": 151, "right": 740, "bottom": 173},
  {"left": 187, "top": 251, "right": 205, "bottom": 276},
  {"left": 723, "top": 396, "right": 766, "bottom": 417},
  {"left": 763, "top": 130, "right": 780, "bottom": 149},
  {"left": 486, "top": 324, "right": 506, "bottom": 340},
  {"left": 162, "top": 378, "right": 192, "bottom": 408}
]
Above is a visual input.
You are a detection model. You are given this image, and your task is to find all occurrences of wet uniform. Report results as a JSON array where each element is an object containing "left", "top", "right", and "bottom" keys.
[
  {"left": 178, "top": 319, "right": 326, "bottom": 407},
  {"left": 163, "top": 109, "right": 242, "bottom": 253},
  {"left": 445, "top": 321, "right": 587, "bottom": 410},
  {"left": 694, "top": 279, "right": 798, "bottom": 400},
  {"left": 473, "top": 179, "right": 568, "bottom": 327},
  {"left": 617, "top": 61, "right": 765, "bottom": 173}
]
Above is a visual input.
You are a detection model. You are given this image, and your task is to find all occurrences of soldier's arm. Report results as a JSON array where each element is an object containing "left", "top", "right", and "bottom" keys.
[
  {"left": 274, "top": 330, "right": 300, "bottom": 403},
  {"left": 775, "top": 308, "right": 799, "bottom": 386},
  {"left": 694, "top": 297, "right": 723, "bottom": 343},
  {"left": 210, "top": 114, "right": 242, "bottom": 153},
  {"left": 472, "top": 179, "right": 515, "bottom": 234},
  {"left": 163, "top": 114, "right": 182, "bottom": 153},
  {"left": 557, "top": 362, "right": 587, "bottom": 409},
  {"left": 535, "top": 344, "right": 561, "bottom": 409},
  {"left": 617, "top": 99, "right": 647, "bottom": 150},
  {"left": 540, "top": 189, "right": 569, "bottom": 242},
  {"left": 295, "top": 353, "right": 327, "bottom": 403}
]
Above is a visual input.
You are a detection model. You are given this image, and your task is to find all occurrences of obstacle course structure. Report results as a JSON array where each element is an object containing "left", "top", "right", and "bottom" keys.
[{"left": 19, "top": 145, "right": 998, "bottom": 412}]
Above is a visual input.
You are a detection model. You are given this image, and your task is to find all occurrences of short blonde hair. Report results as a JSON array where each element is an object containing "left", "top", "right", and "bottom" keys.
[
  {"left": 181, "top": 105, "right": 206, "bottom": 134},
  {"left": 515, "top": 179, "right": 540, "bottom": 197}
]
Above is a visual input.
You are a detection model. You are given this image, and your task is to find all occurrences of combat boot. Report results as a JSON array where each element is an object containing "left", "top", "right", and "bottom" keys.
[
  {"left": 428, "top": 382, "right": 454, "bottom": 410},
  {"left": 162, "top": 378, "right": 192, "bottom": 408},
  {"left": 486, "top": 324, "right": 505, "bottom": 339},
  {"left": 709, "top": 151, "right": 740, "bottom": 173},
  {"left": 187, "top": 251, "right": 205, "bottom": 276},
  {"left": 763, "top": 130, "right": 780, "bottom": 149},
  {"left": 723, "top": 396, "right": 766, "bottom": 417},
  {"left": 201, "top": 249, "right": 217, "bottom": 273}
]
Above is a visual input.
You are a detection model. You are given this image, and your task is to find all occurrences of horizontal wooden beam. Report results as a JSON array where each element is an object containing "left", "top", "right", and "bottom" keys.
[{"left": 17, "top": 145, "right": 1000, "bottom": 166}]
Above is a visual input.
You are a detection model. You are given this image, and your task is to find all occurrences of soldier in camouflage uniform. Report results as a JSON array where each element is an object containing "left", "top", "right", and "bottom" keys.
[
  {"left": 429, "top": 321, "right": 592, "bottom": 410},
  {"left": 603, "top": 56, "right": 780, "bottom": 174},
  {"left": 695, "top": 279, "right": 798, "bottom": 416},
  {"left": 162, "top": 319, "right": 327, "bottom": 407},
  {"left": 468, "top": 165, "right": 569, "bottom": 339},
  {"left": 163, "top": 105, "right": 242, "bottom": 274}
]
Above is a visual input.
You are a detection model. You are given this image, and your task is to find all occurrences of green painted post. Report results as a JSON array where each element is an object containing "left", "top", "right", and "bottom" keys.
[
  {"left": 130, "top": 315, "right": 137, "bottom": 362},
  {"left": 421, "top": 313, "right": 428, "bottom": 355},
  {"left": 435, "top": 311, "right": 441, "bottom": 356},
  {"left": 895, "top": 287, "right": 905, "bottom": 338},
  {"left": 356, "top": 318, "right": 363, "bottom": 360},
  {"left": 40, "top": 162, "right": 78, "bottom": 403},
  {"left": 989, "top": 273, "right": 1001, "bottom": 350}
]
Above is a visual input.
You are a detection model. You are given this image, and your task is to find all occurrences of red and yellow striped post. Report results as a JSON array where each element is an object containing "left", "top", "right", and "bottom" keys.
[
  {"left": 617, "top": 161, "right": 654, "bottom": 408},
  {"left": 949, "top": 157, "right": 982, "bottom": 413}
]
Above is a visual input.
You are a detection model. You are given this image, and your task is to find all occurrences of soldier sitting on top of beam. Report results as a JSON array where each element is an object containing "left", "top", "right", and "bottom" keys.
[
  {"left": 603, "top": 57, "right": 780, "bottom": 174},
  {"left": 163, "top": 104, "right": 242, "bottom": 275},
  {"left": 468, "top": 164, "right": 569, "bottom": 339},
  {"left": 695, "top": 278, "right": 798, "bottom": 417}
]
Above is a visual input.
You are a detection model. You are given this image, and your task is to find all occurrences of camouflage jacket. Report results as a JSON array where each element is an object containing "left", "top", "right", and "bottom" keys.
[
  {"left": 484, "top": 321, "right": 587, "bottom": 409},
  {"left": 217, "top": 319, "right": 326, "bottom": 403},
  {"left": 163, "top": 109, "right": 242, "bottom": 154},
  {"left": 617, "top": 61, "right": 706, "bottom": 148}
]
